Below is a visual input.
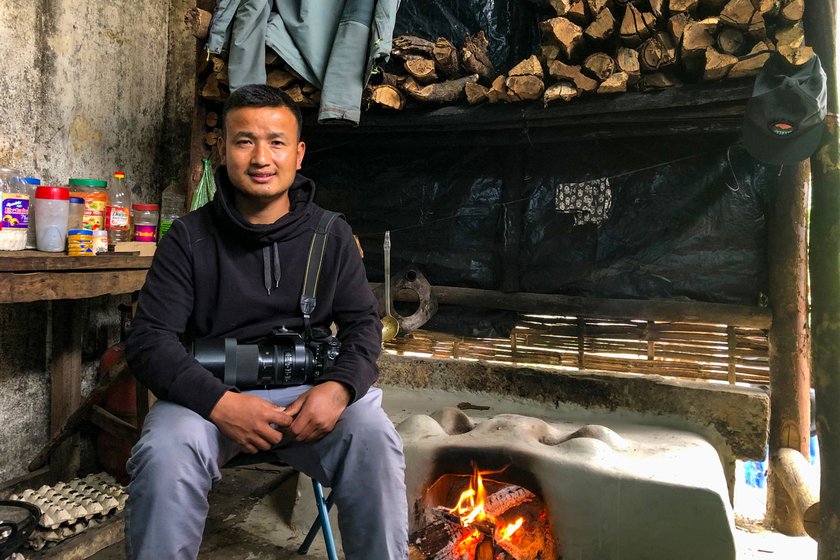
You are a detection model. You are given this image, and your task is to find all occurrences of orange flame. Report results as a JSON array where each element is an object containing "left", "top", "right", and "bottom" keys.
[{"left": 498, "top": 517, "right": 524, "bottom": 542}]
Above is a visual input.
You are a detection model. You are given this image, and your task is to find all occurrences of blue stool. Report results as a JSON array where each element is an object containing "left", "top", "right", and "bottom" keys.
[{"left": 225, "top": 453, "right": 338, "bottom": 559}]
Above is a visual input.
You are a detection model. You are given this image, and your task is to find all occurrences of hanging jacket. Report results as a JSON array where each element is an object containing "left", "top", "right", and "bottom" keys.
[
  {"left": 205, "top": 0, "right": 400, "bottom": 125},
  {"left": 126, "top": 169, "right": 382, "bottom": 419}
]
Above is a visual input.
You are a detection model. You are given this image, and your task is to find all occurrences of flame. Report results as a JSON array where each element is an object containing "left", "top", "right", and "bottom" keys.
[
  {"left": 452, "top": 530, "right": 482, "bottom": 556},
  {"left": 498, "top": 517, "right": 524, "bottom": 542}
]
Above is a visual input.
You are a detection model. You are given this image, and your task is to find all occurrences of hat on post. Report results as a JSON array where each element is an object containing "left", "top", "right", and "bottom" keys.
[{"left": 742, "top": 52, "right": 828, "bottom": 165}]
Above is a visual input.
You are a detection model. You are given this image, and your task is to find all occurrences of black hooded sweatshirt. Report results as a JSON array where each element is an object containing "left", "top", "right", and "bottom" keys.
[{"left": 125, "top": 169, "right": 381, "bottom": 419}]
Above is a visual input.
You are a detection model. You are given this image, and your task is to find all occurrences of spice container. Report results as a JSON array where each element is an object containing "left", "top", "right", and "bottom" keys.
[
  {"left": 34, "top": 186, "right": 69, "bottom": 253},
  {"left": 132, "top": 203, "right": 159, "bottom": 242},
  {"left": 67, "top": 229, "right": 94, "bottom": 256},
  {"left": 92, "top": 230, "right": 109, "bottom": 254},
  {"left": 24, "top": 177, "right": 41, "bottom": 249},
  {"left": 68, "top": 197, "right": 85, "bottom": 230},
  {"left": 69, "top": 178, "right": 107, "bottom": 232},
  {"left": 0, "top": 168, "right": 29, "bottom": 251}
]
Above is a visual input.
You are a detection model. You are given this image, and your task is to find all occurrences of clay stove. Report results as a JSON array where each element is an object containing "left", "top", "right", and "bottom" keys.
[{"left": 399, "top": 408, "right": 737, "bottom": 560}]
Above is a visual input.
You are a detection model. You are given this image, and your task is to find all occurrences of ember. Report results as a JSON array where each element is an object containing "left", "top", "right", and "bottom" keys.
[{"left": 411, "top": 463, "right": 556, "bottom": 560}]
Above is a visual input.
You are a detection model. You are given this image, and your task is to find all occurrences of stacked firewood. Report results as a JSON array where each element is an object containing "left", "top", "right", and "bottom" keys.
[{"left": 367, "top": 0, "right": 811, "bottom": 110}]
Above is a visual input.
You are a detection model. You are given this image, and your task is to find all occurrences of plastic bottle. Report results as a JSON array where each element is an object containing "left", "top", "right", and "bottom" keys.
[
  {"left": 24, "top": 177, "right": 41, "bottom": 249},
  {"left": 106, "top": 171, "right": 132, "bottom": 248},
  {"left": 159, "top": 177, "right": 185, "bottom": 238},
  {"left": 0, "top": 168, "right": 30, "bottom": 251}
]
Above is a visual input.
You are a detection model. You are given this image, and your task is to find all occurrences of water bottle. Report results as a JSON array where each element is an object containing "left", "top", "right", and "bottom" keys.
[{"left": 159, "top": 177, "right": 185, "bottom": 238}]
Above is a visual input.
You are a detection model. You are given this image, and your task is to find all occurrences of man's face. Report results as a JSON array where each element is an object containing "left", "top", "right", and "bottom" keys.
[{"left": 218, "top": 105, "right": 305, "bottom": 210}]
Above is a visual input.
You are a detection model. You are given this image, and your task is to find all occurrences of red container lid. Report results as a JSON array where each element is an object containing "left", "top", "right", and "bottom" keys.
[
  {"left": 35, "top": 186, "right": 70, "bottom": 200},
  {"left": 132, "top": 203, "right": 159, "bottom": 211}
]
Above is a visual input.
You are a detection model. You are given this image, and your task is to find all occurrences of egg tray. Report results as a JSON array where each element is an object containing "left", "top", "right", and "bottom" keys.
[{"left": 8, "top": 473, "right": 127, "bottom": 550}]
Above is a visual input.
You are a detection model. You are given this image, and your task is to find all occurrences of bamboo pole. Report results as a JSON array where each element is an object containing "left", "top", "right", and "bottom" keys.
[{"left": 767, "top": 162, "right": 813, "bottom": 534}]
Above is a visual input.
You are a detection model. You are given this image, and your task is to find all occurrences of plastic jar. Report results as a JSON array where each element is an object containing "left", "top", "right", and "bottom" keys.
[
  {"left": 34, "top": 186, "right": 70, "bottom": 252},
  {"left": 24, "top": 177, "right": 41, "bottom": 249},
  {"left": 68, "top": 197, "right": 85, "bottom": 231},
  {"left": 0, "top": 168, "right": 29, "bottom": 251},
  {"left": 132, "top": 203, "right": 159, "bottom": 242},
  {"left": 92, "top": 230, "right": 109, "bottom": 254},
  {"left": 69, "top": 178, "right": 108, "bottom": 232},
  {"left": 67, "top": 229, "right": 94, "bottom": 256}
]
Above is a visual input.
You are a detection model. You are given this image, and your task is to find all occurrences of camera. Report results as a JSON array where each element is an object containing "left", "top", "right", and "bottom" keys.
[{"left": 191, "top": 327, "right": 340, "bottom": 389}]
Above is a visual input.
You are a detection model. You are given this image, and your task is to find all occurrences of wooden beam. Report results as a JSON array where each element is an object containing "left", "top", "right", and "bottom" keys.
[
  {"left": 0, "top": 270, "right": 148, "bottom": 303},
  {"left": 805, "top": 0, "right": 840, "bottom": 552},
  {"left": 50, "top": 301, "right": 82, "bottom": 481},
  {"left": 0, "top": 252, "right": 152, "bottom": 272},
  {"left": 89, "top": 405, "right": 140, "bottom": 445},
  {"left": 370, "top": 283, "right": 772, "bottom": 328},
  {"left": 766, "top": 161, "right": 813, "bottom": 535},
  {"left": 771, "top": 447, "right": 821, "bottom": 539}
]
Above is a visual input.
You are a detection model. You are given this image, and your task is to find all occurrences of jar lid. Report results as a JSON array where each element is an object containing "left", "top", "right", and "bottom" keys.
[
  {"left": 69, "top": 178, "right": 107, "bottom": 187},
  {"left": 35, "top": 186, "right": 70, "bottom": 200},
  {"left": 69, "top": 196, "right": 85, "bottom": 204},
  {"left": 24, "top": 177, "right": 41, "bottom": 185},
  {"left": 133, "top": 203, "right": 159, "bottom": 211},
  {"left": 68, "top": 229, "right": 93, "bottom": 235},
  {"left": 92, "top": 230, "right": 108, "bottom": 236}
]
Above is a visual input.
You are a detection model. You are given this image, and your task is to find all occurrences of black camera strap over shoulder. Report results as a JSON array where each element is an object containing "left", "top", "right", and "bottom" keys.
[{"left": 300, "top": 210, "right": 343, "bottom": 340}]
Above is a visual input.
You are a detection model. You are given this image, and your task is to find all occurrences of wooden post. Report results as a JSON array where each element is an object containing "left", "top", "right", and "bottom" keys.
[
  {"left": 766, "top": 162, "right": 812, "bottom": 535},
  {"left": 50, "top": 301, "right": 82, "bottom": 481},
  {"left": 805, "top": 0, "right": 840, "bottom": 553},
  {"left": 498, "top": 148, "right": 528, "bottom": 293}
]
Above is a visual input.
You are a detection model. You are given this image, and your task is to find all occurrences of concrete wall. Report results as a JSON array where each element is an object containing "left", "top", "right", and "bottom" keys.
[{"left": 0, "top": 0, "right": 194, "bottom": 484}]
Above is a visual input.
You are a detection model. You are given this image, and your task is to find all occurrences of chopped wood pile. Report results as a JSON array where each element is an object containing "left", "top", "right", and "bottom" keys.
[{"left": 368, "top": 0, "right": 811, "bottom": 110}]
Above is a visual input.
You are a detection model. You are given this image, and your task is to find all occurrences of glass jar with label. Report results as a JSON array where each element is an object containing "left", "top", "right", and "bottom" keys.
[
  {"left": 132, "top": 203, "right": 159, "bottom": 242},
  {"left": 69, "top": 178, "right": 107, "bottom": 232}
]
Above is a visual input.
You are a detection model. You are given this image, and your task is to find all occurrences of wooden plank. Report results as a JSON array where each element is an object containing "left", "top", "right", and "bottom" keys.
[
  {"left": 89, "top": 405, "right": 140, "bottom": 444},
  {"left": 50, "top": 300, "right": 82, "bottom": 481},
  {"left": 0, "top": 270, "right": 148, "bottom": 303},
  {"left": 29, "top": 513, "right": 124, "bottom": 560},
  {"left": 375, "top": 283, "right": 773, "bottom": 328},
  {"left": 0, "top": 251, "right": 152, "bottom": 272}
]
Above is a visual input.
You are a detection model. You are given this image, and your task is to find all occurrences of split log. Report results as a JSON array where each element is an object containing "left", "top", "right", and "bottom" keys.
[
  {"left": 379, "top": 72, "right": 404, "bottom": 88},
  {"left": 668, "top": 13, "right": 690, "bottom": 43},
  {"left": 266, "top": 69, "right": 297, "bottom": 89},
  {"left": 585, "top": 0, "right": 612, "bottom": 17},
  {"left": 433, "top": 38, "right": 462, "bottom": 78},
  {"left": 506, "top": 75, "right": 545, "bottom": 101},
  {"left": 509, "top": 55, "right": 545, "bottom": 79},
  {"left": 392, "top": 35, "right": 435, "bottom": 60},
  {"left": 307, "top": 90, "right": 321, "bottom": 105},
  {"left": 585, "top": 8, "right": 616, "bottom": 42},
  {"left": 205, "top": 111, "right": 218, "bottom": 128},
  {"left": 583, "top": 52, "right": 615, "bottom": 80},
  {"left": 719, "top": 0, "right": 765, "bottom": 36},
  {"left": 670, "top": 0, "right": 699, "bottom": 13},
  {"left": 204, "top": 128, "right": 222, "bottom": 147},
  {"left": 779, "top": 0, "right": 804, "bottom": 22},
  {"left": 301, "top": 82, "right": 317, "bottom": 94},
  {"left": 549, "top": 0, "right": 574, "bottom": 15},
  {"left": 476, "top": 539, "right": 494, "bottom": 560},
  {"left": 649, "top": 0, "right": 666, "bottom": 19},
  {"left": 771, "top": 448, "right": 821, "bottom": 539},
  {"left": 465, "top": 82, "right": 490, "bottom": 104},
  {"left": 402, "top": 74, "right": 479, "bottom": 104},
  {"left": 640, "top": 32, "right": 676, "bottom": 71},
  {"left": 404, "top": 58, "right": 438, "bottom": 84},
  {"left": 681, "top": 18, "right": 717, "bottom": 59},
  {"left": 703, "top": 47, "right": 738, "bottom": 80},
  {"left": 597, "top": 71, "right": 629, "bottom": 93},
  {"left": 284, "top": 84, "right": 305, "bottom": 104},
  {"left": 544, "top": 81, "right": 581, "bottom": 105},
  {"left": 185, "top": 7, "right": 212, "bottom": 40},
  {"left": 539, "top": 17, "right": 586, "bottom": 60},
  {"left": 365, "top": 84, "right": 406, "bottom": 110},
  {"left": 716, "top": 26, "right": 750, "bottom": 55},
  {"left": 487, "top": 75, "right": 516, "bottom": 103},
  {"left": 210, "top": 57, "right": 229, "bottom": 85},
  {"left": 615, "top": 47, "right": 641, "bottom": 83},
  {"left": 408, "top": 544, "right": 426, "bottom": 560},
  {"left": 200, "top": 73, "right": 226, "bottom": 102},
  {"left": 778, "top": 44, "right": 814, "bottom": 66},
  {"left": 752, "top": 0, "right": 777, "bottom": 15},
  {"left": 461, "top": 31, "right": 496, "bottom": 82},
  {"left": 619, "top": 5, "right": 657, "bottom": 47},
  {"left": 485, "top": 486, "right": 536, "bottom": 517},
  {"left": 541, "top": 42, "right": 562, "bottom": 64},
  {"left": 265, "top": 48, "right": 279, "bottom": 66},
  {"left": 410, "top": 519, "right": 470, "bottom": 558},
  {"left": 728, "top": 40, "right": 774, "bottom": 78},
  {"left": 641, "top": 71, "right": 681, "bottom": 89},
  {"left": 567, "top": 0, "right": 589, "bottom": 26},
  {"left": 548, "top": 59, "right": 599, "bottom": 91},
  {"left": 775, "top": 22, "right": 806, "bottom": 50}
]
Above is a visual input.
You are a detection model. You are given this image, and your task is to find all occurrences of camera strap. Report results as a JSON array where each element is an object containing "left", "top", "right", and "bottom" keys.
[{"left": 300, "top": 210, "right": 343, "bottom": 340}]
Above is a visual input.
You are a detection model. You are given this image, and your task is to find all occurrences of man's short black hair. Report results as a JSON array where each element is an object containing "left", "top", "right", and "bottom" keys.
[{"left": 221, "top": 84, "right": 303, "bottom": 140}]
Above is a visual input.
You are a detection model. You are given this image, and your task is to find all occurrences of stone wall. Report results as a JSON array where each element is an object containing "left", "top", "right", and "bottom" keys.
[{"left": 0, "top": 0, "right": 195, "bottom": 484}]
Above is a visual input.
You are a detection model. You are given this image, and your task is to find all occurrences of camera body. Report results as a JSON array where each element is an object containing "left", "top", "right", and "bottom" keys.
[{"left": 192, "top": 327, "right": 340, "bottom": 389}]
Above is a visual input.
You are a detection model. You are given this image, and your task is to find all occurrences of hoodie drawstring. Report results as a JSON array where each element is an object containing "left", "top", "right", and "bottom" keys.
[{"left": 263, "top": 242, "right": 283, "bottom": 295}]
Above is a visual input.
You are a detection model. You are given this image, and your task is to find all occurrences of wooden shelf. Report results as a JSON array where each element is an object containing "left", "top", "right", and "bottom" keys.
[{"left": 0, "top": 251, "right": 152, "bottom": 272}]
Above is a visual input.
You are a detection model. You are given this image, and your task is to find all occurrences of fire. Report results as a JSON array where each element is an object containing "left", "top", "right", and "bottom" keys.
[{"left": 447, "top": 464, "right": 525, "bottom": 555}]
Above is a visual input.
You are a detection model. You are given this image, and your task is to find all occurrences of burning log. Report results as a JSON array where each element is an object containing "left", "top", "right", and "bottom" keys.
[
  {"left": 583, "top": 52, "right": 615, "bottom": 81},
  {"left": 402, "top": 74, "right": 479, "bottom": 104},
  {"left": 540, "top": 17, "right": 585, "bottom": 60},
  {"left": 465, "top": 82, "right": 490, "bottom": 104},
  {"left": 433, "top": 38, "right": 462, "bottom": 78},
  {"left": 485, "top": 486, "right": 536, "bottom": 517},
  {"left": 365, "top": 84, "right": 406, "bottom": 110},
  {"left": 548, "top": 59, "right": 599, "bottom": 92},
  {"left": 703, "top": 47, "right": 738, "bottom": 80},
  {"left": 411, "top": 518, "right": 471, "bottom": 559},
  {"left": 544, "top": 81, "right": 580, "bottom": 104},
  {"left": 619, "top": 4, "right": 657, "bottom": 46},
  {"left": 475, "top": 539, "right": 494, "bottom": 560},
  {"left": 585, "top": 8, "right": 616, "bottom": 42},
  {"left": 405, "top": 58, "right": 439, "bottom": 84},
  {"left": 392, "top": 35, "right": 435, "bottom": 60},
  {"left": 461, "top": 31, "right": 496, "bottom": 82}
]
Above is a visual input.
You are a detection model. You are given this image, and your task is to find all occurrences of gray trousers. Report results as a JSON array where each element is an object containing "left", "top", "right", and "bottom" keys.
[{"left": 125, "top": 386, "right": 408, "bottom": 560}]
